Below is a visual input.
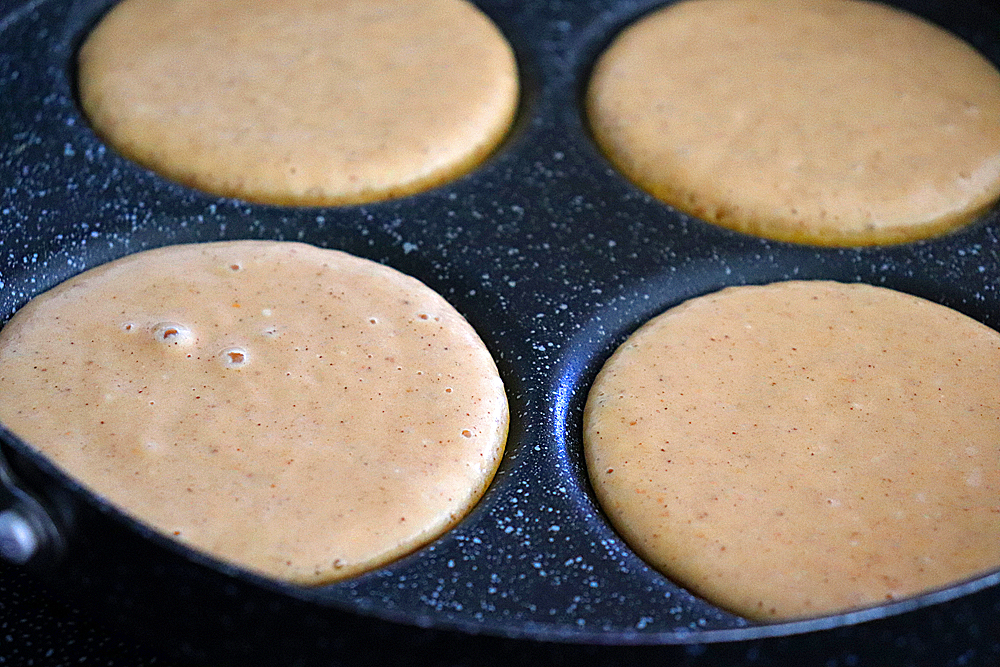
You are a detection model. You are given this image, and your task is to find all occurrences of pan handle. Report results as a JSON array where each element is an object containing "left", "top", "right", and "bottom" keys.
[{"left": 0, "top": 446, "right": 63, "bottom": 567}]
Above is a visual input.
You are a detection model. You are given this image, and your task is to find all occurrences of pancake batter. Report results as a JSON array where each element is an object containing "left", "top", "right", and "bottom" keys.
[
  {"left": 587, "top": 0, "right": 1000, "bottom": 245},
  {"left": 0, "top": 241, "right": 509, "bottom": 584},
  {"left": 584, "top": 281, "right": 1000, "bottom": 619},
  {"left": 78, "top": 0, "right": 519, "bottom": 206}
]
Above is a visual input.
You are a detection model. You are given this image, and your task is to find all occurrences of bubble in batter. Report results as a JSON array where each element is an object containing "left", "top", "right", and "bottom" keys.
[
  {"left": 153, "top": 322, "right": 194, "bottom": 346},
  {"left": 220, "top": 347, "right": 248, "bottom": 368}
]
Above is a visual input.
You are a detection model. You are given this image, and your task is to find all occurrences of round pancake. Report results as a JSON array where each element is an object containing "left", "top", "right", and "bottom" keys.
[
  {"left": 0, "top": 241, "right": 508, "bottom": 584},
  {"left": 586, "top": 0, "right": 1000, "bottom": 246},
  {"left": 583, "top": 281, "right": 1000, "bottom": 620},
  {"left": 77, "top": 0, "right": 519, "bottom": 206}
]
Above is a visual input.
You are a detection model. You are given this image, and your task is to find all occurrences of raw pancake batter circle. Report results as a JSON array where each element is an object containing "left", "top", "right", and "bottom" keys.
[
  {"left": 586, "top": 0, "right": 1000, "bottom": 246},
  {"left": 583, "top": 281, "right": 1000, "bottom": 620},
  {"left": 77, "top": 0, "right": 519, "bottom": 206},
  {"left": 0, "top": 241, "right": 509, "bottom": 585}
]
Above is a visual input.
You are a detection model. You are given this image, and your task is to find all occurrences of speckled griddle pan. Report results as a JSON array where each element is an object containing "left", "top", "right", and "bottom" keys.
[{"left": 1, "top": 0, "right": 999, "bottom": 665}]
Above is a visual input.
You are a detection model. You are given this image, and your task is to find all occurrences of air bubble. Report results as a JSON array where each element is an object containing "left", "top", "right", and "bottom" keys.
[
  {"left": 461, "top": 429, "right": 473, "bottom": 438},
  {"left": 153, "top": 322, "right": 194, "bottom": 346},
  {"left": 221, "top": 347, "right": 248, "bottom": 368},
  {"left": 121, "top": 322, "right": 136, "bottom": 332}
]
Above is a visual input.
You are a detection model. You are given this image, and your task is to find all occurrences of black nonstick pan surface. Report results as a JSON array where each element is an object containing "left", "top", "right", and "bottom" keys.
[{"left": 1, "top": 0, "right": 999, "bottom": 664}]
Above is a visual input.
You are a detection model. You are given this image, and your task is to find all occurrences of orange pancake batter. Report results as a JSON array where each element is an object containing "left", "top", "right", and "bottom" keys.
[
  {"left": 0, "top": 241, "right": 509, "bottom": 584},
  {"left": 584, "top": 281, "right": 1000, "bottom": 619}
]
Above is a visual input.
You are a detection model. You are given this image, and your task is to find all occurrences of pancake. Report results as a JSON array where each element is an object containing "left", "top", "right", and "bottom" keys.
[
  {"left": 0, "top": 241, "right": 508, "bottom": 584},
  {"left": 77, "top": 0, "right": 519, "bottom": 206},
  {"left": 586, "top": 0, "right": 1000, "bottom": 246},
  {"left": 583, "top": 280, "right": 1000, "bottom": 619}
]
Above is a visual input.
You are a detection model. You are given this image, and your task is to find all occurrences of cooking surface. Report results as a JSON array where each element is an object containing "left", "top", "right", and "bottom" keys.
[{"left": 2, "top": 0, "right": 1000, "bottom": 663}]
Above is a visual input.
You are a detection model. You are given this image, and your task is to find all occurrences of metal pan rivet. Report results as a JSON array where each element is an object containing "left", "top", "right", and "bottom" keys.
[{"left": 0, "top": 508, "right": 40, "bottom": 565}]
